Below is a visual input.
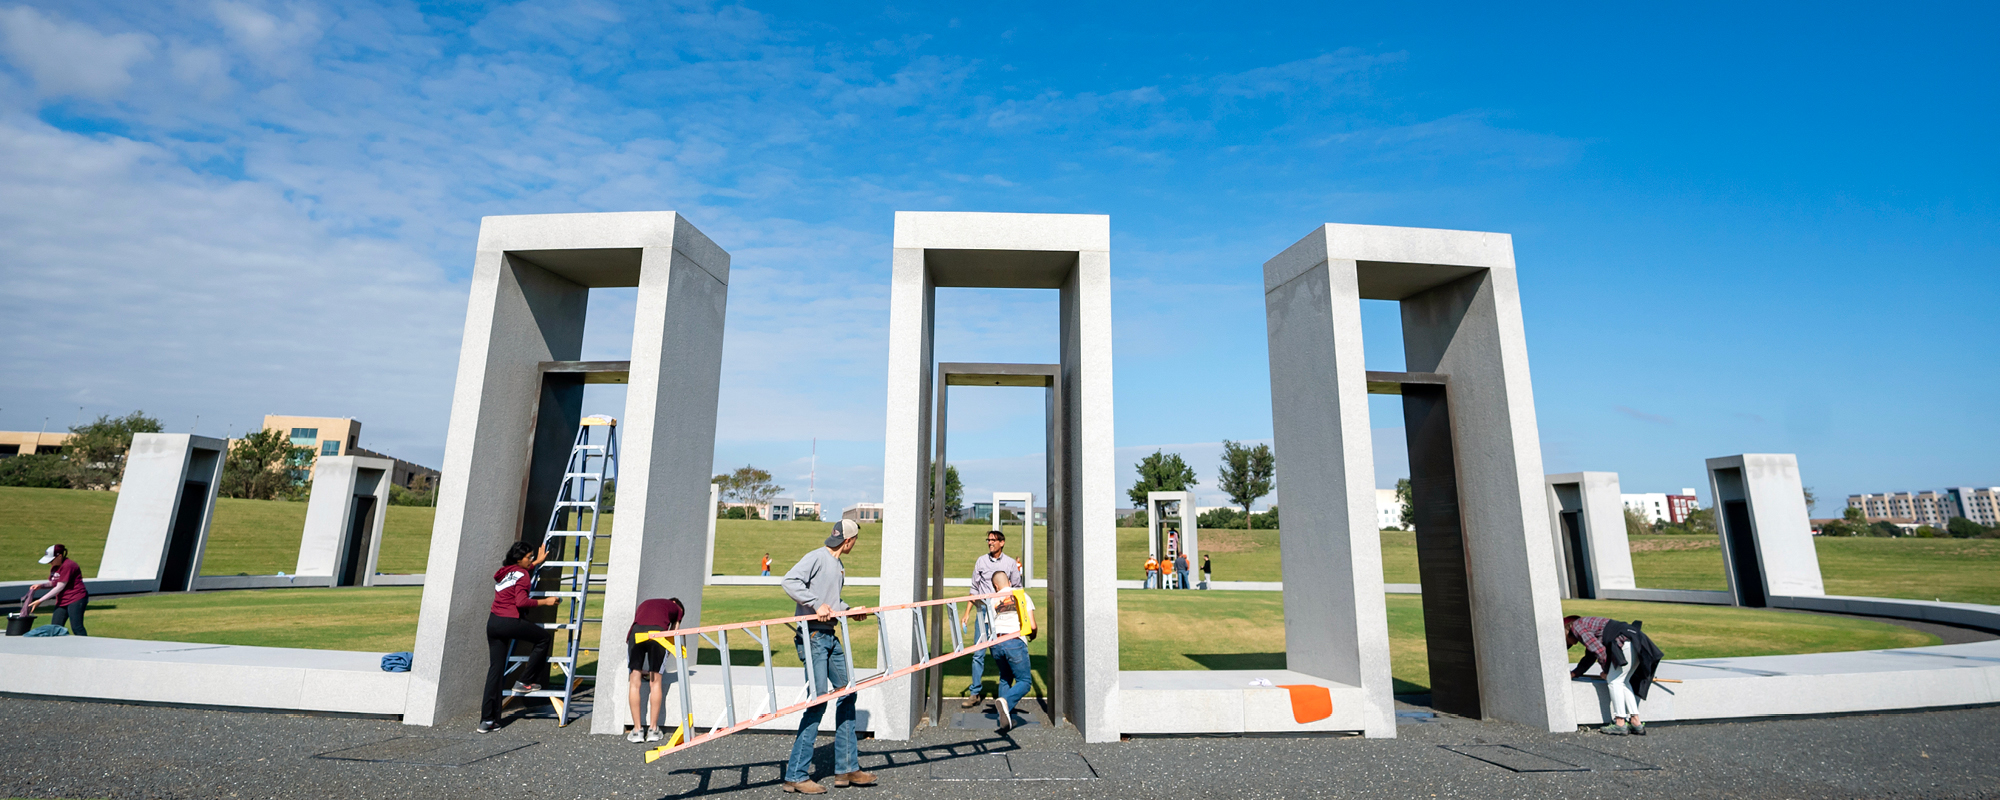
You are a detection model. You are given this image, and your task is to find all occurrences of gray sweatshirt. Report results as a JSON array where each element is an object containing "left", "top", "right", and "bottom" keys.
[{"left": 782, "top": 547, "right": 848, "bottom": 628}]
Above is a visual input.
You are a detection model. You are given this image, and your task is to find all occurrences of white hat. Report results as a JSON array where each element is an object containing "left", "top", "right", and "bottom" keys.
[{"left": 37, "top": 545, "right": 61, "bottom": 564}]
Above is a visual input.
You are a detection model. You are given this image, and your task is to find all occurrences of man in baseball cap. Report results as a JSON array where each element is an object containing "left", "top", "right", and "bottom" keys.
[
  {"left": 26, "top": 544, "right": 88, "bottom": 635},
  {"left": 778, "top": 518, "right": 874, "bottom": 793}
]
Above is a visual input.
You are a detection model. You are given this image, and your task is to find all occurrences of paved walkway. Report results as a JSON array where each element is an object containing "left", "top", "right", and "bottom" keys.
[{"left": 4, "top": 693, "right": 1996, "bottom": 799}]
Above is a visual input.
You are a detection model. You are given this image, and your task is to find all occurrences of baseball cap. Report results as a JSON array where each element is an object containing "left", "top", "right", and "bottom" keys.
[
  {"left": 823, "top": 519, "right": 860, "bottom": 547},
  {"left": 37, "top": 544, "right": 63, "bottom": 564}
]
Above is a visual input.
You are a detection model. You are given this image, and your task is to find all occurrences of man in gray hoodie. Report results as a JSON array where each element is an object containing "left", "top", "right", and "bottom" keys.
[{"left": 779, "top": 519, "right": 876, "bottom": 794}]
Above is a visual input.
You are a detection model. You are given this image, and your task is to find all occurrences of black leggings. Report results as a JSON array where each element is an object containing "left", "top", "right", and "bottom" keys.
[
  {"left": 482, "top": 614, "right": 553, "bottom": 723},
  {"left": 52, "top": 601, "right": 86, "bottom": 636}
]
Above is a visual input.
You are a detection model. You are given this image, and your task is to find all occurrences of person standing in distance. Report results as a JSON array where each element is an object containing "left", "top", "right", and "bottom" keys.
[
  {"left": 24, "top": 544, "right": 88, "bottom": 635},
  {"left": 960, "top": 529, "right": 1020, "bottom": 709},
  {"left": 761, "top": 552, "right": 772, "bottom": 577},
  {"left": 779, "top": 520, "right": 876, "bottom": 794},
  {"left": 1200, "top": 553, "right": 1213, "bottom": 590},
  {"left": 1173, "top": 552, "right": 1192, "bottom": 591},
  {"left": 478, "top": 541, "right": 559, "bottom": 734}
]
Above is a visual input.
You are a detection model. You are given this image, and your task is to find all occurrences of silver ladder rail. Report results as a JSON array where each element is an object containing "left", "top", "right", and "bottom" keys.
[
  {"left": 505, "top": 414, "right": 617, "bottom": 726},
  {"left": 639, "top": 589, "right": 1025, "bottom": 763}
]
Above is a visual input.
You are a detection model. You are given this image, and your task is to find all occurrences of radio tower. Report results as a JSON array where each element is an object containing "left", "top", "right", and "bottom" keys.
[{"left": 809, "top": 438, "right": 817, "bottom": 503}]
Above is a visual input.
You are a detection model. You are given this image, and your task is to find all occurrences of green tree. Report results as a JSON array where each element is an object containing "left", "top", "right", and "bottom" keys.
[
  {"left": 1252, "top": 506, "right": 1280, "bottom": 529},
  {"left": 1395, "top": 478, "right": 1415, "bottom": 530},
  {"left": 1869, "top": 520, "right": 1904, "bottom": 538},
  {"left": 930, "top": 463, "right": 963, "bottom": 521},
  {"left": 220, "top": 428, "right": 314, "bottom": 500},
  {"left": 1216, "top": 440, "right": 1275, "bottom": 521},
  {"left": 1198, "top": 506, "right": 1244, "bottom": 529},
  {"left": 1802, "top": 486, "right": 1818, "bottom": 515},
  {"left": 1128, "top": 450, "right": 1197, "bottom": 507},
  {"left": 713, "top": 465, "right": 783, "bottom": 505},
  {"left": 1947, "top": 517, "right": 1990, "bottom": 539},
  {"left": 1623, "top": 506, "right": 1652, "bottom": 539},
  {"left": 1680, "top": 506, "right": 1717, "bottom": 535},
  {"left": 0, "top": 454, "right": 69, "bottom": 488},
  {"left": 62, "top": 411, "right": 164, "bottom": 490},
  {"left": 388, "top": 474, "right": 437, "bottom": 507}
]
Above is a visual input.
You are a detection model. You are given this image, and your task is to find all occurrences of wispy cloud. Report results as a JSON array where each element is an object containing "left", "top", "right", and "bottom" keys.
[{"left": 1615, "top": 405, "right": 1675, "bottom": 425}]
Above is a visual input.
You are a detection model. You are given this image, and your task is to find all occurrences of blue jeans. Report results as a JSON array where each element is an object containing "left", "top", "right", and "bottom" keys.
[
  {"left": 966, "top": 611, "right": 995, "bottom": 695},
  {"left": 1176, "top": 569, "right": 1191, "bottom": 589},
  {"left": 992, "top": 637, "right": 1032, "bottom": 716},
  {"left": 786, "top": 630, "right": 857, "bottom": 782}
]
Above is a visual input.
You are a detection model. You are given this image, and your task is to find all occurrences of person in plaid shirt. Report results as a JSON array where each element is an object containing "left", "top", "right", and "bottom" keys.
[{"left": 1566, "top": 614, "right": 1651, "bottom": 736}]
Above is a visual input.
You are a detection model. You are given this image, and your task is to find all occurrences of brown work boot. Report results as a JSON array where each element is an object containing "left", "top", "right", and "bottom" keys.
[
  {"left": 959, "top": 693, "right": 985, "bottom": 709},
  {"left": 781, "top": 779, "right": 827, "bottom": 794},
  {"left": 835, "top": 770, "right": 877, "bottom": 787}
]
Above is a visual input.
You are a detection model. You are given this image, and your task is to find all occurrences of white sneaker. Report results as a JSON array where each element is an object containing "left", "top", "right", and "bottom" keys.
[
  {"left": 625, "top": 728, "right": 644, "bottom": 743},
  {"left": 994, "top": 697, "right": 1014, "bottom": 733},
  {"left": 646, "top": 727, "right": 664, "bottom": 742}
]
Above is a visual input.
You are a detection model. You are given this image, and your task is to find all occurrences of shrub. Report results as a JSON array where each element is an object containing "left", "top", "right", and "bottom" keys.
[{"left": 0, "top": 454, "right": 69, "bottom": 488}]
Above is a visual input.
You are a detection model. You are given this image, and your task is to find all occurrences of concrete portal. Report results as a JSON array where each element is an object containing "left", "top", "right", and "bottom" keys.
[
  {"left": 298, "top": 456, "right": 394, "bottom": 587},
  {"left": 98, "top": 433, "right": 226, "bottom": 593},
  {"left": 406, "top": 212, "right": 729, "bottom": 732},
  {"left": 1544, "top": 472, "right": 1637, "bottom": 600},
  {"left": 1707, "top": 454, "right": 1824, "bottom": 607},
  {"left": 1144, "top": 491, "right": 1198, "bottom": 588},
  {"left": 1264, "top": 223, "right": 1572, "bottom": 735},
  {"left": 988, "top": 491, "right": 1036, "bottom": 585},
  {"left": 881, "top": 211, "right": 1117, "bottom": 743}
]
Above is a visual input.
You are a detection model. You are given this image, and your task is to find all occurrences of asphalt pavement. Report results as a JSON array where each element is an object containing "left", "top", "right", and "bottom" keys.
[{"left": 3, "top": 694, "right": 1996, "bottom": 799}]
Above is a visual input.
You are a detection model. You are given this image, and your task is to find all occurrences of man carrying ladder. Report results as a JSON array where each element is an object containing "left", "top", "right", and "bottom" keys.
[{"left": 779, "top": 519, "right": 876, "bottom": 794}]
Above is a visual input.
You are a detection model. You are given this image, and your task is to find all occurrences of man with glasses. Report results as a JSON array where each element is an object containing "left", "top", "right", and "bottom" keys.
[{"left": 959, "top": 528, "right": 1021, "bottom": 710}]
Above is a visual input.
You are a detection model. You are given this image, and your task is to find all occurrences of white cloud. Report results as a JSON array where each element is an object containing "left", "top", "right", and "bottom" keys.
[{"left": 0, "top": 6, "right": 155, "bottom": 99}]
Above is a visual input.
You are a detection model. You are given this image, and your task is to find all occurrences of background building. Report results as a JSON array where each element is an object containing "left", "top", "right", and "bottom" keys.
[
  {"left": 1622, "top": 489, "right": 1699, "bottom": 524},
  {"left": 841, "top": 502, "right": 883, "bottom": 523},
  {"left": 1376, "top": 488, "right": 1406, "bottom": 530},
  {"left": 0, "top": 430, "right": 70, "bottom": 457},
  {"left": 1850, "top": 487, "right": 2000, "bottom": 527},
  {"left": 259, "top": 415, "right": 438, "bottom": 489}
]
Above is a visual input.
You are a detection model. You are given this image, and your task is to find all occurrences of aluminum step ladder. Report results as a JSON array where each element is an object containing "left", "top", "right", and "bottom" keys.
[
  {"left": 505, "top": 414, "right": 617, "bottom": 726},
  {"left": 635, "top": 587, "right": 1034, "bottom": 762}
]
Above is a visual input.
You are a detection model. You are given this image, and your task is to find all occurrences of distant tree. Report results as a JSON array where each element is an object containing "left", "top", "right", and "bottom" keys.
[
  {"left": 1128, "top": 450, "right": 1197, "bottom": 507},
  {"left": 1912, "top": 525, "right": 1942, "bottom": 538},
  {"left": 1395, "top": 478, "right": 1415, "bottom": 530},
  {"left": 1947, "top": 517, "right": 1989, "bottom": 539},
  {"left": 722, "top": 505, "right": 750, "bottom": 520},
  {"left": 930, "top": 463, "right": 963, "bottom": 521},
  {"left": 1818, "top": 506, "right": 1869, "bottom": 537},
  {"left": 220, "top": 428, "right": 314, "bottom": 500},
  {"left": 1216, "top": 440, "right": 1275, "bottom": 521},
  {"left": 1119, "top": 509, "right": 1149, "bottom": 528},
  {"left": 62, "top": 411, "right": 163, "bottom": 490},
  {"left": 1623, "top": 506, "right": 1652, "bottom": 539},
  {"left": 0, "top": 454, "right": 68, "bottom": 488},
  {"left": 713, "top": 466, "right": 783, "bottom": 505},
  {"left": 1802, "top": 486, "right": 1818, "bottom": 515},
  {"left": 1198, "top": 506, "right": 1245, "bottom": 529},
  {"left": 1253, "top": 506, "right": 1279, "bottom": 529},
  {"left": 1680, "top": 506, "right": 1717, "bottom": 535},
  {"left": 1869, "top": 520, "right": 1904, "bottom": 538}
]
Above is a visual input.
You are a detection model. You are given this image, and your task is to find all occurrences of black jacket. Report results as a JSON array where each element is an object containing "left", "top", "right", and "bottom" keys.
[{"left": 1576, "top": 620, "right": 1666, "bottom": 701}]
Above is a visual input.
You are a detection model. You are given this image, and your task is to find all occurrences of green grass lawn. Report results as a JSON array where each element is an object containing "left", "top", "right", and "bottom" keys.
[{"left": 66, "top": 583, "right": 1936, "bottom": 698}]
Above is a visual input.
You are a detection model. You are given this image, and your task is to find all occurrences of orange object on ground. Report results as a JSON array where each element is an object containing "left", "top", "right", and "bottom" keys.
[{"left": 1277, "top": 684, "right": 1333, "bottom": 724}]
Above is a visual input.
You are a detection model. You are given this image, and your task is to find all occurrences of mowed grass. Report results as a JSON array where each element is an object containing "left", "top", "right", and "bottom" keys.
[{"left": 68, "top": 584, "right": 1935, "bottom": 697}]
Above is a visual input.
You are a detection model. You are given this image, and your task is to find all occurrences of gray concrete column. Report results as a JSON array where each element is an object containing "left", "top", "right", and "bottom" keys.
[
  {"left": 297, "top": 455, "right": 394, "bottom": 586},
  {"left": 98, "top": 433, "right": 226, "bottom": 592},
  {"left": 1545, "top": 472, "right": 1637, "bottom": 599},
  {"left": 1263, "top": 235, "right": 1394, "bottom": 737},
  {"left": 1707, "top": 454, "right": 1823, "bottom": 607},
  {"left": 1064, "top": 245, "right": 1119, "bottom": 744},
  {"left": 875, "top": 243, "right": 934, "bottom": 742},
  {"left": 590, "top": 216, "right": 730, "bottom": 734}
]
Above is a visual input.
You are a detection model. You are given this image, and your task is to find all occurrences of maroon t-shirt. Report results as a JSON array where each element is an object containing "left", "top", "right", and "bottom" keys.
[
  {"left": 630, "top": 598, "right": 684, "bottom": 636},
  {"left": 49, "top": 560, "right": 86, "bottom": 606}
]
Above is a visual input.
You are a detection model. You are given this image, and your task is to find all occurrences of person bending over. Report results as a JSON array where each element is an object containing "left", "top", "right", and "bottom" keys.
[
  {"left": 478, "top": 541, "right": 559, "bottom": 734},
  {"left": 1566, "top": 614, "right": 1663, "bottom": 736},
  {"left": 627, "top": 596, "right": 684, "bottom": 743},
  {"left": 24, "top": 544, "right": 88, "bottom": 635}
]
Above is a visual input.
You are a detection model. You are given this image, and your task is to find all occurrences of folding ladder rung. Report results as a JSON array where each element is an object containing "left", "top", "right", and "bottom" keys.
[
  {"left": 543, "top": 560, "right": 591, "bottom": 567},
  {"left": 564, "top": 473, "right": 602, "bottom": 479},
  {"left": 531, "top": 591, "right": 584, "bottom": 598},
  {"left": 581, "top": 617, "right": 603, "bottom": 623},
  {"left": 505, "top": 688, "right": 566, "bottom": 698},
  {"left": 555, "top": 501, "right": 597, "bottom": 508},
  {"left": 545, "top": 531, "right": 594, "bottom": 537}
]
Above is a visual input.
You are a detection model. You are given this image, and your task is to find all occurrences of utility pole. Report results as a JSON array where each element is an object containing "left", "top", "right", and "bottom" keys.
[{"left": 810, "top": 437, "right": 817, "bottom": 504}]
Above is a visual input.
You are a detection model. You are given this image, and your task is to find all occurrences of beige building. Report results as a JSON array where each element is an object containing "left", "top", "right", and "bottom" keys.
[
  {"left": 259, "top": 415, "right": 437, "bottom": 489},
  {"left": 1849, "top": 487, "right": 2000, "bottom": 528},
  {"left": 841, "top": 502, "right": 883, "bottom": 523},
  {"left": 0, "top": 430, "right": 71, "bottom": 458}
]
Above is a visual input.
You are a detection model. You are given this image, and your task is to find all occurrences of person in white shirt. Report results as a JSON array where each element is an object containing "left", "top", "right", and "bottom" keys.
[
  {"left": 960, "top": 530, "right": 1020, "bottom": 709},
  {"left": 985, "top": 570, "right": 1036, "bottom": 733}
]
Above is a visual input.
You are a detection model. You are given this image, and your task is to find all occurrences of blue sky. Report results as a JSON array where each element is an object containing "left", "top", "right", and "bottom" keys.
[{"left": 0, "top": 1, "right": 1993, "bottom": 516}]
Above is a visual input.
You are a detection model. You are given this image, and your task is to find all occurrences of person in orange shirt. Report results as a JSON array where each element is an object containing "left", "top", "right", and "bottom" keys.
[
  {"left": 1143, "top": 556, "right": 1160, "bottom": 589},
  {"left": 761, "top": 553, "right": 772, "bottom": 577}
]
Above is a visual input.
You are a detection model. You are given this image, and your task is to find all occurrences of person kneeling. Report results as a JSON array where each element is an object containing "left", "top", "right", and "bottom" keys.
[{"left": 986, "top": 571, "right": 1037, "bottom": 733}]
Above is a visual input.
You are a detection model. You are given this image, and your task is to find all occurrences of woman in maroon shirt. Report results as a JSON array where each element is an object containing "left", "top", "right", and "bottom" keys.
[
  {"left": 26, "top": 544, "right": 88, "bottom": 635},
  {"left": 479, "top": 541, "right": 559, "bottom": 733},
  {"left": 626, "top": 597, "right": 684, "bottom": 743}
]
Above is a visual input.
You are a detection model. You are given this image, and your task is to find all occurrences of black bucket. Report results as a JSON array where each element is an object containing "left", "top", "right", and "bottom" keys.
[{"left": 6, "top": 613, "right": 34, "bottom": 636}]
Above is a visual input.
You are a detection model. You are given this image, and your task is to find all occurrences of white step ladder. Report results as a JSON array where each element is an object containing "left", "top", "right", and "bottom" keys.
[{"left": 505, "top": 414, "right": 617, "bottom": 726}]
